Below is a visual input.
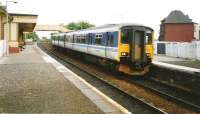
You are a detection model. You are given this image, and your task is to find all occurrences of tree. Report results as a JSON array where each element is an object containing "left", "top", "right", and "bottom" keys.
[
  {"left": 65, "top": 21, "right": 95, "bottom": 30},
  {"left": 65, "top": 22, "right": 77, "bottom": 30},
  {"left": 24, "top": 32, "right": 39, "bottom": 42}
]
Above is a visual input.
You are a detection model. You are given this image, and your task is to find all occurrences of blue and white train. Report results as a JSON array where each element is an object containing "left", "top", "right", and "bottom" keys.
[{"left": 51, "top": 24, "right": 154, "bottom": 75}]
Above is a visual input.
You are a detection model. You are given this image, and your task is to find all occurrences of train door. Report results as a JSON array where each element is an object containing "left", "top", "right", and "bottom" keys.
[
  {"left": 64, "top": 35, "right": 66, "bottom": 48},
  {"left": 87, "top": 33, "right": 92, "bottom": 53},
  {"left": 72, "top": 35, "right": 75, "bottom": 50},
  {"left": 130, "top": 30, "right": 145, "bottom": 68},
  {"left": 105, "top": 32, "right": 111, "bottom": 58}
]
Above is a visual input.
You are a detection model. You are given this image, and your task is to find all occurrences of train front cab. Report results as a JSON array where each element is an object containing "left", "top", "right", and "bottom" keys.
[{"left": 118, "top": 26, "right": 153, "bottom": 75}]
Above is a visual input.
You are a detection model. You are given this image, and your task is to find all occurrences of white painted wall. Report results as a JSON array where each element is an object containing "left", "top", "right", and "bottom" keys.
[
  {"left": 0, "top": 40, "right": 6, "bottom": 57},
  {"left": 155, "top": 41, "right": 200, "bottom": 60},
  {"left": 10, "top": 23, "right": 19, "bottom": 41},
  {"left": 194, "top": 24, "right": 199, "bottom": 40}
]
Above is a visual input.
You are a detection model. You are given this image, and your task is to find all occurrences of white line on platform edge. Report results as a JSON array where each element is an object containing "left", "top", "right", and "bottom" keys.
[
  {"left": 37, "top": 46, "right": 132, "bottom": 114},
  {"left": 153, "top": 61, "right": 200, "bottom": 73}
]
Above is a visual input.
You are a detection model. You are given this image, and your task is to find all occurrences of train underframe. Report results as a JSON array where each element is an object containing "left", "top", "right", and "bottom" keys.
[{"left": 53, "top": 45, "right": 151, "bottom": 76}]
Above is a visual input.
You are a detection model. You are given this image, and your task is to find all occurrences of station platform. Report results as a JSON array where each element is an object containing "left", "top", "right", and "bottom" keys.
[
  {"left": 0, "top": 45, "right": 130, "bottom": 114},
  {"left": 154, "top": 55, "right": 200, "bottom": 70}
]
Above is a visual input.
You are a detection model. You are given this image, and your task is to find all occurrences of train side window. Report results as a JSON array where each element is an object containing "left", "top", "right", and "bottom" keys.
[
  {"left": 61, "top": 36, "right": 63, "bottom": 42},
  {"left": 65, "top": 35, "right": 68, "bottom": 42},
  {"left": 80, "top": 35, "right": 86, "bottom": 44},
  {"left": 74, "top": 35, "right": 77, "bottom": 43},
  {"left": 146, "top": 32, "right": 152, "bottom": 44},
  {"left": 60, "top": 36, "right": 62, "bottom": 41},
  {"left": 76, "top": 35, "right": 80, "bottom": 43},
  {"left": 70, "top": 35, "right": 73, "bottom": 43},
  {"left": 108, "top": 34, "right": 114, "bottom": 46},
  {"left": 95, "top": 34, "right": 102, "bottom": 45}
]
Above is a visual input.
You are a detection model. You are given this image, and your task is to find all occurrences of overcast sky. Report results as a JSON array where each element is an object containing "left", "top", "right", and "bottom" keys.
[{"left": 1, "top": 0, "right": 200, "bottom": 37}]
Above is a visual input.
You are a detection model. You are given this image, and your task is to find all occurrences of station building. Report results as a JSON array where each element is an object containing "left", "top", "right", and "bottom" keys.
[
  {"left": 0, "top": 6, "right": 38, "bottom": 54},
  {"left": 159, "top": 10, "right": 199, "bottom": 42}
]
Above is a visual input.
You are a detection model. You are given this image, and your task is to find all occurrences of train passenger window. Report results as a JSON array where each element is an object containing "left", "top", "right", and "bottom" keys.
[
  {"left": 69, "top": 35, "right": 73, "bottom": 43},
  {"left": 121, "top": 29, "right": 130, "bottom": 44},
  {"left": 62, "top": 36, "right": 65, "bottom": 41},
  {"left": 74, "top": 35, "right": 77, "bottom": 43},
  {"left": 75, "top": 35, "right": 78, "bottom": 43},
  {"left": 66, "top": 35, "right": 68, "bottom": 42},
  {"left": 80, "top": 35, "right": 86, "bottom": 43},
  {"left": 145, "top": 31, "right": 152, "bottom": 44},
  {"left": 61, "top": 36, "right": 63, "bottom": 41},
  {"left": 95, "top": 34, "right": 102, "bottom": 45},
  {"left": 65, "top": 36, "right": 68, "bottom": 42},
  {"left": 108, "top": 34, "right": 114, "bottom": 46}
]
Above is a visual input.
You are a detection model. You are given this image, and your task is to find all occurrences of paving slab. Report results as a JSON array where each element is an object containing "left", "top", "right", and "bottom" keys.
[
  {"left": 0, "top": 45, "right": 105, "bottom": 113},
  {"left": 154, "top": 55, "right": 200, "bottom": 69}
]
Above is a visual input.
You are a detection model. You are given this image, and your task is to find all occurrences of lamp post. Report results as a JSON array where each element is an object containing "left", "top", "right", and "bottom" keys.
[{"left": 5, "top": 1, "right": 18, "bottom": 56}]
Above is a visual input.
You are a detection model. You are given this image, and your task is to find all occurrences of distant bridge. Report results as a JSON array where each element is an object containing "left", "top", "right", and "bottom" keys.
[{"left": 34, "top": 25, "right": 71, "bottom": 33}]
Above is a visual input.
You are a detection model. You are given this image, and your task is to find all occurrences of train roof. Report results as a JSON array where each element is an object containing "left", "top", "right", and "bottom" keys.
[{"left": 53, "top": 23, "right": 153, "bottom": 36}]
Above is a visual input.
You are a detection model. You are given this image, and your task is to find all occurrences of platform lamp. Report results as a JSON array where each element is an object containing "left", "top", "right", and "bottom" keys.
[{"left": 5, "top": 0, "right": 18, "bottom": 56}]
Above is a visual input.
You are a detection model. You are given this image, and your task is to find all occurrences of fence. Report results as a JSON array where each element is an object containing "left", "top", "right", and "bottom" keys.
[
  {"left": 154, "top": 41, "right": 200, "bottom": 60},
  {"left": 0, "top": 40, "right": 6, "bottom": 57}
]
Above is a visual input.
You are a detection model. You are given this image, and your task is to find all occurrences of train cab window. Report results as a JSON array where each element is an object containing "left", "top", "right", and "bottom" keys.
[
  {"left": 121, "top": 29, "right": 131, "bottom": 44},
  {"left": 95, "top": 34, "right": 102, "bottom": 45},
  {"left": 145, "top": 31, "right": 153, "bottom": 44}
]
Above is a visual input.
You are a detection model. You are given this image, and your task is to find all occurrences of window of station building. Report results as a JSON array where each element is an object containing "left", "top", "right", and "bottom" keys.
[{"left": 95, "top": 34, "right": 102, "bottom": 45}]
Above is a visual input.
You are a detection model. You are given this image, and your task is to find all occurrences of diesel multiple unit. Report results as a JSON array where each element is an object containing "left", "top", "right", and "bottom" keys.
[{"left": 51, "top": 24, "right": 154, "bottom": 75}]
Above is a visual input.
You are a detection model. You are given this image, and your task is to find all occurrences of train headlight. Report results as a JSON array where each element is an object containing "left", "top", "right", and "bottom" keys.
[{"left": 121, "top": 52, "right": 128, "bottom": 56}]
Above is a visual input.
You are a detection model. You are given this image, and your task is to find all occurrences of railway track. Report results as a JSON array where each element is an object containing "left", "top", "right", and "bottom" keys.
[
  {"left": 123, "top": 77, "right": 200, "bottom": 112},
  {"left": 38, "top": 43, "right": 198, "bottom": 114}
]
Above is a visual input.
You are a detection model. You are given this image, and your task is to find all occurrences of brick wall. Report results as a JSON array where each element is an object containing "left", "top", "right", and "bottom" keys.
[{"left": 164, "top": 23, "right": 194, "bottom": 42}]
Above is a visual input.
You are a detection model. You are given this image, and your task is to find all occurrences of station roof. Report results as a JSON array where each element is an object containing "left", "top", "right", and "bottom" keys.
[
  {"left": 9, "top": 13, "right": 38, "bottom": 32},
  {"left": 9, "top": 13, "right": 38, "bottom": 17},
  {"left": 164, "top": 10, "right": 194, "bottom": 24},
  {"left": 0, "top": 6, "right": 6, "bottom": 15}
]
